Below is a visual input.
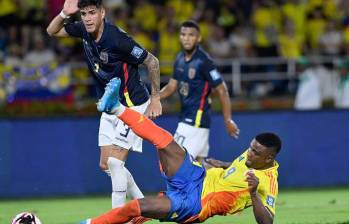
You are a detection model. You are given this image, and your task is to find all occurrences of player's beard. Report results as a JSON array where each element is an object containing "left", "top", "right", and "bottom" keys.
[{"left": 85, "top": 24, "right": 95, "bottom": 33}]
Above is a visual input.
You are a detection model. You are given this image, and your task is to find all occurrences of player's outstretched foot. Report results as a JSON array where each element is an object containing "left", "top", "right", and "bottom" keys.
[
  {"left": 79, "top": 219, "right": 91, "bottom": 224},
  {"left": 97, "top": 77, "right": 121, "bottom": 114}
]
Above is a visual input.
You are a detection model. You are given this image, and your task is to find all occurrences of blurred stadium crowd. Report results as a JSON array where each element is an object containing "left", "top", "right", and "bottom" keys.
[{"left": 0, "top": 0, "right": 349, "bottom": 116}]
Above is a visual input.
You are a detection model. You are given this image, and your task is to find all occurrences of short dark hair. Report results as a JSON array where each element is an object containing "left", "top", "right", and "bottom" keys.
[
  {"left": 255, "top": 133, "right": 282, "bottom": 154},
  {"left": 78, "top": 0, "right": 103, "bottom": 9},
  {"left": 180, "top": 20, "right": 200, "bottom": 32}
]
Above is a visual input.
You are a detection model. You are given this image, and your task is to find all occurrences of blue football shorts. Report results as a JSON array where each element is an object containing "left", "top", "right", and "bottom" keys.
[{"left": 161, "top": 152, "right": 206, "bottom": 222}]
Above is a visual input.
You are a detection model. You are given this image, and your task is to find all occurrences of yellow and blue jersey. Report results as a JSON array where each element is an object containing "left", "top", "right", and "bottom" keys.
[
  {"left": 64, "top": 20, "right": 149, "bottom": 107},
  {"left": 197, "top": 151, "right": 279, "bottom": 222},
  {"left": 173, "top": 46, "right": 223, "bottom": 128},
  {"left": 162, "top": 150, "right": 278, "bottom": 223}
]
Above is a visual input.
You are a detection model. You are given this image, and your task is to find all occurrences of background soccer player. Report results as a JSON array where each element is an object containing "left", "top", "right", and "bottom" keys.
[
  {"left": 81, "top": 77, "right": 281, "bottom": 224},
  {"left": 160, "top": 20, "right": 239, "bottom": 162},
  {"left": 46, "top": 0, "right": 162, "bottom": 208}
]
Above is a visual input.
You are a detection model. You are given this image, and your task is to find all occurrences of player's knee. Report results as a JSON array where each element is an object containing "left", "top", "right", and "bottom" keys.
[
  {"left": 155, "top": 130, "right": 173, "bottom": 149},
  {"left": 138, "top": 199, "right": 156, "bottom": 215},
  {"left": 107, "top": 157, "right": 125, "bottom": 170},
  {"left": 99, "top": 161, "right": 108, "bottom": 171}
]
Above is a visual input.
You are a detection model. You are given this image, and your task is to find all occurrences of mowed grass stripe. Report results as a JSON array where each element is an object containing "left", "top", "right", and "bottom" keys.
[{"left": 0, "top": 188, "right": 348, "bottom": 224}]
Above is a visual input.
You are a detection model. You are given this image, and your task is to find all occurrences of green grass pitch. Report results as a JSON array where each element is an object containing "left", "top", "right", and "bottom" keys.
[{"left": 1, "top": 188, "right": 348, "bottom": 224}]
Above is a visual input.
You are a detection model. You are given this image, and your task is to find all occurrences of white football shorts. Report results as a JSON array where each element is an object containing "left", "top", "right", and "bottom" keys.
[
  {"left": 174, "top": 122, "right": 210, "bottom": 158},
  {"left": 98, "top": 100, "right": 150, "bottom": 152}
]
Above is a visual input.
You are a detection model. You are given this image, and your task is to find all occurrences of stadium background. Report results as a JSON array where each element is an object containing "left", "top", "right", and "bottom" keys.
[{"left": 0, "top": 0, "right": 349, "bottom": 223}]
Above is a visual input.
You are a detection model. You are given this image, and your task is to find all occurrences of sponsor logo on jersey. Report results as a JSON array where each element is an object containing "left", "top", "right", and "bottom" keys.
[
  {"left": 266, "top": 195, "right": 275, "bottom": 207},
  {"left": 188, "top": 67, "right": 196, "bottom": 79},
  {"left": 238, "top": 156, "right": 245, "bottom": 161},
  {"left": 131, "top": 46, "right": 144, "bottom": 59},
  {"left": 224, "top": 167, "right": 236, "bottom": 179},
  {"left": 94, "top": 63, "right": 100, "bottom": 73},
  {"left": 171, "top": 212, "right": 178, "bottom": 219},
  {"left": 209, "top": 69, "right": 221, "bottom": 80},
  {"left": 138, "top": 115, "right": 145, "bottom": 123}
]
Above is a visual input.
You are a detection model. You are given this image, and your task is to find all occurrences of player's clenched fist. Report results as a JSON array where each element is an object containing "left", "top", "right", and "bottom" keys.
[{"left": 245, "top": 169, "right": 259, "bottom": 194}]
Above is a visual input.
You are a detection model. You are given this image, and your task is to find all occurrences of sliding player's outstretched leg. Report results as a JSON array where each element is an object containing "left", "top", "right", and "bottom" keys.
[
  {"left": 97, "top": 77, "right": 185, "bottom": 176},
  {"left": 80, "top": 196, "right": 172, "bottom": 224},
  {"left": 84, "top": 78, "right": 205, "bottom": 224}
]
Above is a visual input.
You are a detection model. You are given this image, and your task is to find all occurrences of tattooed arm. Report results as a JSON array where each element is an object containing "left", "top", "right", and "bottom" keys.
[{"left": 142, "top": 52, "right": 162, "bottom": 119}]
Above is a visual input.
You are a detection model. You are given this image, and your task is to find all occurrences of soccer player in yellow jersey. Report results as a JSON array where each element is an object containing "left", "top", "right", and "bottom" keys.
[
  {"left": 198, "top": 146, "right": 279, "bottom": 222},
  {"left": 80, "top": 78, "right": 281, "bottom": 224}
]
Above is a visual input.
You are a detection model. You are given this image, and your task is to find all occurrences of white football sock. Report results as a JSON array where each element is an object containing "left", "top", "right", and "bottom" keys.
[
  {"left": 107, "top": 157, "right": 127, "bottom": 208},
  {"left": 111, "top": 103, "right": 126, "bottom": 116},
  {"left": 125, "top": 167, "right": 144, "bottom": 199}
]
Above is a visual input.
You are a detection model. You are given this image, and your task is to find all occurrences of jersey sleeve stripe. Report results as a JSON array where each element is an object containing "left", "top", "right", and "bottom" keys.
[
  {"left": 123, "top": 63, "right": 134, "bottom": 107},
  {"left": 271, "top": 172, "right": 276, "bottom": 194},
  {"left": 194, "top": 110, "right": 203, "bottom": 127},
  {"left": 265, "top": 172, "right": 274, "bottom": 195},
  {"left": 271, "top": 173, "right": 275, "bottom": 195},
  {"left": 194, "top": 82, "right": 209, "bottom": 127},
  {"left": 267, "top": 171, "right": 276, "bottom": 195},
  {"left": 271, "top": 177, "right": 275, "bottom": 194}
]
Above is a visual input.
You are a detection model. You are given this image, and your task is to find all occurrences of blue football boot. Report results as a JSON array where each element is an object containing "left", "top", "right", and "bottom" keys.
[{"left": 97, "top": 77, "right": 121, "bottom": 114}]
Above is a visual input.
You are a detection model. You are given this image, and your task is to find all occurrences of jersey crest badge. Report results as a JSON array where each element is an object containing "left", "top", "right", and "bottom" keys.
[
  {"left": 188, "top": 67, "right": 196, "bottom": 79},
  {"left": 100, "top": 51, "right": 108, "bottom": 63}
]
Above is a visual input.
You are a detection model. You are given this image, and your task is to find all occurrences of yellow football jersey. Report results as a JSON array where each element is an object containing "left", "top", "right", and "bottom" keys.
[{"left": 198, "top": 151, "right": 279, "bottom": 222}]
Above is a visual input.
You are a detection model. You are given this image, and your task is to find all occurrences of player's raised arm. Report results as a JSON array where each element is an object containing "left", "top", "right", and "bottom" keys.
[
  {"left": 160, "top": 78, "right": 178, "bottom": 100},
  {"left": 246, "top": 170, "right": 274, "bottom": 224},
  {"left": 214, "top": 82, "right": 240, "bottom": 138},
  {"left": 143, "top": 52, "right": 162, "bottom": 119},
  {"left": 46, "top": 0, "right": 79, "bottom": 37}
]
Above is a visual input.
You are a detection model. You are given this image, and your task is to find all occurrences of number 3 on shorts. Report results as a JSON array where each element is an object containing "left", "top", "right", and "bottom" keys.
[{"left": 120, "top": 123, "right": 131, "bottom": 138}]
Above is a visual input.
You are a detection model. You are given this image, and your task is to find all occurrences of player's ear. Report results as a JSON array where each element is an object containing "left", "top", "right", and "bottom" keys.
[
  {"left": 265, "top": 154, "right": 274, "bottom": 163},
  {"left": 101, "top": 7, "right": 106, "bottom": 18},
  {"left": 198, "top": 34, "right": 202, "bottom": 43}
]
